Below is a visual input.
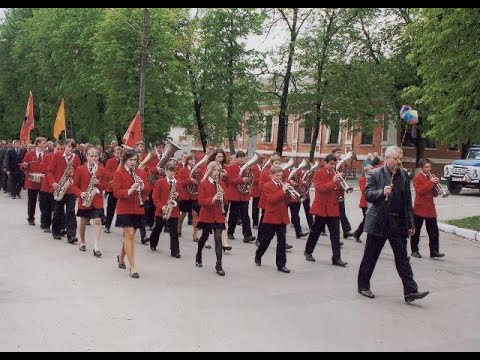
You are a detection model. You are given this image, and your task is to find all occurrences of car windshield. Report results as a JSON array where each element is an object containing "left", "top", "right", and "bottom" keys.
[{"left": 466, "top": 149, "right": 480, "bottom": 160}]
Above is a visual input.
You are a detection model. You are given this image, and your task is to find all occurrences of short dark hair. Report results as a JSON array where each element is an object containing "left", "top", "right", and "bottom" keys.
[
  {"left": 156, "top": 140, "right": 165, "bottom": 147},
  {"left": 418, "top": 158, "right": 431, "bottom": 168},
  {"left": 235, "top": 150, "right": 246, "bottom": 158},
  {"left": 122, "top": 149, "right": 138, "bottom": 164},
  {"left": 325, "top": 154, "right": 336, "bottom": 163},
  {"left": 165, "top": 162, "right": 176, "bottom": 172}
]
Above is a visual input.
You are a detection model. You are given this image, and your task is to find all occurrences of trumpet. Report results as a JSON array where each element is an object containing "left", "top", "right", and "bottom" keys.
[
  {"left": 278, "top": 180, "right": 302, "bottom": 200},
  {"left": 426, "top": 170, "right": 449, "bottom": 198},
  {"left": 333, "top": 169, "right": 353, "bottom": 194}
]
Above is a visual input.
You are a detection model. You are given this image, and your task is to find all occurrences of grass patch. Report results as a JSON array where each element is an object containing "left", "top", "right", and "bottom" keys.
[{"left": 446, "top": 216, "right": 480, "bottom": 231}]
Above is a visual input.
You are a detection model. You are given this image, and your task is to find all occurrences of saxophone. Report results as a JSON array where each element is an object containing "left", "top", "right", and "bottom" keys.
[
  {"left": 53, "top": 156, "right": 75, "bottom": 201},
  {"left": 162, "top": 180, "right": 178, "bottom": 220},
  {"left": 81, "top": 164, "right": 98, "bottom": 208}
]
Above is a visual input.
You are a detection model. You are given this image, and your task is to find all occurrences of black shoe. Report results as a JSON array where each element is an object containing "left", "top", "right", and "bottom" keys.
[
  {"left": 343, "top": 232, "right": 353, "bottom": 239},
  {"left": 411, "top": 251, "right": 422, "bottom": 258},
  {"left": 320, "top": 231, "right": 327, "bottom": 236},
  {"left": 339, "top": 241, "right": 344, "bottom": 246},
  {"left": 358, "top": 289, "right": 375, "bottom": 299},
  {"left": 243, "top": 235, "right": 256, "bottom": 243},
  {"left": 67, "top": 237, "right": 78, "bottom": 244},
  {"left": 277, "top": 266, "right": 291, "bottom": 273},
  {"left": 254, "top": 257, "right": 261, "bottom": 266},
  {"left": 332, "top": 258, "right": 348, "bottom": 267},
  {"left": 227, "top": 234, "right": 235, "bottom": 240},
  {"left": 150, "top": 246, "right": 156, "bottom": 251},
  {"left": 28, "top": 220, "right": 35, "bottom": 226},
  {"left": 296, "top": 232, "right": 309, "bottom": 239},
  {"left": 17, "top": 194, "right": 21, "bottom": 199},
  {"left": 104, "top": 228, "right": 111, "bottom": 234},
  {"left": 130, "top": 271, "right": 140, "bottom": 279},
  {"left": 93, "top": 249, "right": 102, "bottom": 258},
  {"left": 353, "top": 236, "right": 362, "bottom": 243},
  {"left": 216, "top": 266, "right": 225, "bottom": 276},
  {"left": 117, "top": 256, "right": 126, "bottom": 269},
  {"left": 43, "top": 228, "right": 51, "bottom": 233},
  {"left": 222, "top": 246, "right": 232, "bottom": 252},
  {"left": 195, "top": 261, "right": 203, "bottom": 267},
  {"left": 304, "top": 252, "right": 315, "bottom": 262},
  {"left": 79, "top": 244, "right": 86, "bottom": 252},
  {"left": 52, "top": 234, "right": 62, "bottom": 240},
  {"left": 405, "top": 291, "right": 430, "bottom": 303},
  {"left": 430, "top": 251, "right": 445, "bottom": 258},
  {"left": 171, "top": 253, "right": 181, "bottom": 258},
  {"left": 60, "top": 230, "right": 67, "bottom": 237},
  {"left": 286, "top": 243, "right": 293, "bottom": 250},
  {"left": 141, "top": 237, "right": 149, "bottom": 245}
]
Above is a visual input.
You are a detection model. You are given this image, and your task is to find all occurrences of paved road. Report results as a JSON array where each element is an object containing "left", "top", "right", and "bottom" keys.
[{"left": 0, "top": 188, "right": 479, "bottom": 351}]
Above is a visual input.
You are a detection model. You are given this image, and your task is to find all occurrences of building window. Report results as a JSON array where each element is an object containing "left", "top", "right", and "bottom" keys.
[
  {"left": 328, "top": 124, "right": 340, "bottom": 144},
  {"left": 361, "top": 130, "right": 373, "bottom": 144},
  {"left": 303, "top": 126, "right": 313, "bottom": 144},
  {"left": 263, "top": 114, "right": 272, "bottom": 142}
]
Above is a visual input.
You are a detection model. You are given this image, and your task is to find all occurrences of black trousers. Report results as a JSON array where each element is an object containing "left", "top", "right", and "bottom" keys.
[
  {"left": 105, "top": 192, "right": 118, "bottom": 230},
  {"left": 289, "top": 202, "right": 303, "bottom": 236},
  {"left": 252, "top": 197, "right": 260, "bottom": 227},
  {"left": 144, "top": 192, "right": 156, "bottom": 228},
  {"left": 149, "top": 217, "right": 179, "bottom": 255},
  {"left": 357, "top": 216, "right": 418, "bottom": 296},
  {"left": 353, "top": 207, "right": 367, "bottom": 238},
  {"left": 305, "top": 216, "right": 341, "bottom": 259},
  {"left": 197, "top": 228, "right": 223, "bottom": 266},
  {"left": 255, "top": 223, "right": 287, "bottom": 268},
  {"left": 9, "top": 173, "right": 23, "bottom": 197},
  {"left": 0, "top": 171, "right": 8, "bottom": 192},
  {"left": 339, "top": 200, "right": 352, "bottom": 234},
  {"left": 227, "top": 200, "right": 252, "bottom": 237},
  {"left": 39, "top": 191, "right": 54, "bottom": 229},
  {"left": 410, "top": 215, "right": 440, "bottom": 254},
  {"left": 302, "top": 198, "right": 314, "bottom": 229},
  {"left": 27, "top": 189, "right": 40, "bottom": 222},
  {"left": 52, "top": 194, "right": 77, "bottom": 239}
]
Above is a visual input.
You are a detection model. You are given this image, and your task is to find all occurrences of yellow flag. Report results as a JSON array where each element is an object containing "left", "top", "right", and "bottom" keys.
[{"left": 53, "top": 98, "right": 66, "bottom": 140}]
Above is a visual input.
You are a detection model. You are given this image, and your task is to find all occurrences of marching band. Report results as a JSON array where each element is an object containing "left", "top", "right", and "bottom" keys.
[{"left": 0, "top": 137, "right": 445, "bottom": 290}]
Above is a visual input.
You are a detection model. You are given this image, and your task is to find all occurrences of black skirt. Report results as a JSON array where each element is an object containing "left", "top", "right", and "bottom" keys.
[
  {"left": 196, "top": 222, "right": 226, "bottom": 234},
  {"left": 76, "top": 208, "right": 105, "bottom": 220},
  {"left": 115, "top": 214, "right": 143, "bottom": 229},
  {"left": 179, "top": 200, "right": 201, "bottom": 213}
]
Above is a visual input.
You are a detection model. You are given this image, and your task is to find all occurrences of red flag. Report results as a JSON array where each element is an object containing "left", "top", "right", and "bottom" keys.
[
  {"left": 20, "top": 91, "right": 35, "bottom": 144},
  {"left": 122, "top": 112, "right": 142, "bottom": 147}
]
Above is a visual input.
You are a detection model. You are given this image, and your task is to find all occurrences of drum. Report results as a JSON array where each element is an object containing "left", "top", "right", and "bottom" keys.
[{"left": 28, "top": 173, "right": 45, "bottom": 183}]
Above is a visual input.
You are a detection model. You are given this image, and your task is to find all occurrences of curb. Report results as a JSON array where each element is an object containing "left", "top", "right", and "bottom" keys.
[{"left": 438, "top": 222, "right": 479, "bottom": 241}]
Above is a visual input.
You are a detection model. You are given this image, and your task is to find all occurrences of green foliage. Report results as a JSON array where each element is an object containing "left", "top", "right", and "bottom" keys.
[{"left": 405, "top": 8, "right": 480, "bottom": 146}]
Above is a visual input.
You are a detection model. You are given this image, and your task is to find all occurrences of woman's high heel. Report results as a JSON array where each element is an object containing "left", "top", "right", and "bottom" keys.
[
  {"left": 117, "top": 255, "right": 126, "bottom": 269},
  {"left": 222, "top": 246, "right": 232, "bottom": 252}
]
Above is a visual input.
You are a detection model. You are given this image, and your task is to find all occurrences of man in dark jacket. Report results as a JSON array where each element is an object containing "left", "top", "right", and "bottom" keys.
[
  {"left": 357, "top": 145, "right": 430, "bottom": 303},
  {"left": 4, "top": 140, "right": 25, "bottom": 199}
]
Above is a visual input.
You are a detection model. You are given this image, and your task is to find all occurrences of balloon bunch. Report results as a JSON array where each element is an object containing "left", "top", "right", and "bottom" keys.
[{"left": 400, "top": 105, "right": 418, "bottom": 124}]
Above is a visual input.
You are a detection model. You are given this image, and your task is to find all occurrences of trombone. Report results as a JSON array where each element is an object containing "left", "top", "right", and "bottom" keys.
[
  {"left": 426, "top": 170, "right": 449, "bottom": 198},
  {"left": 333, "top": 169, "right": 353, "bottom": 194}
]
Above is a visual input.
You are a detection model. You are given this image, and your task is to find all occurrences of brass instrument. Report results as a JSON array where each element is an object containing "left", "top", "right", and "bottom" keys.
[
  {"left": 261, "top": 155, "right": 272, "bottom": 171},
  {"left": 426, "top": 170, "right": 449, "bottom": 198},
  {"left": 163, "top": 179, "right": 178, "bottom": 220},
  {"left": 53, "top": 156, "right": 75, "bottom": 201},
  {"left": 214, "top": 175, "right": 227, "bottom": 215},
  {"left": 237, "top": 152, "right": 259, "bottom": 195},
  {"left": 336, "top": 151, "right": 355, "bottom": 171},
  {"left": 287, "top": 159, "right": 309, "bottom": 201},
  {"left": 131, "top": 167, "right": 145, "bottom": 207},
  {"left": 278, "top": 180, "right": 302, "bottom": 200},
  {"left": 298, "top": 161, "right": 320, "bottom": 199},
  {"left": 280, "top": 157, "right": 295, "bottom": 172},
  {"left": 82, "top": 163, "right": 98, "bottom": 208},
  {"left": 187, "top": 153, "right": 210, "bottom": 195},
  {"left": 333, "top": 169, "right": 353, "bottom": 194}
]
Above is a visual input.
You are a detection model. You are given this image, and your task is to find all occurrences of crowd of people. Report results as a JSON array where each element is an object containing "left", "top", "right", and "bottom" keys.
[{"left": 0, "top": 137, "right": 445, "bottom": 302}]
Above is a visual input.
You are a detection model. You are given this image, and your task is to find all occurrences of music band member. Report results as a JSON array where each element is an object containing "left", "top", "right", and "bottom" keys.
[
  {"left": 332, "top": 147, "right": 354, "bottom": 239},
  {"left": 21, "top": 136, "right": 46, "bottom": 225},
  {"left": 410, "top": 158, "right": 445, "bottom": 259},
  {"left": 226, "top": 150, "right": 255, "bottom": 243},
  {"left": 73, "top": 147, "right": 107, "bottom": 257},
  {"left": 352, "top": 165, "right": 373, "bottom": 243},
  {"left": 304, "top": 154, "right": 348, "bottom": 267},
  {"left": 196, "top": 161, "right": 227, "bottom": 276},
  {"left": 113, "top": 149, "right": 151, "bottom": 279},
  {"left": 250, "top": 155, "right": 262, "bottom": 229},
  {"left": 357, "top": 146, "right": 430, "bottom": 302},
  {"left": 254, "top": 165, "right": 292, "bottom": 273},
  {"left": 149, "top": 162, "right": 181, "bottom": 258},
  {"left": 286, "top": 160, "right": 309, "bottom": 239},
  {"left": 47, "top": 139, "right": 81, "bottom": 243},
  {"left": 4, "top": 140, "right": 25, "bottom": 199},
  {"left": 177, "top": 154, "right": 200, "bottom": 242},
  {"left": 104, "top": 146, "right": 123, "bottom": 233}
]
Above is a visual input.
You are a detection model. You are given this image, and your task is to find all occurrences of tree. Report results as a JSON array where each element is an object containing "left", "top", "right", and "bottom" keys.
[{"left": 405, "top": 8, "right": 480, "bottom": 153}]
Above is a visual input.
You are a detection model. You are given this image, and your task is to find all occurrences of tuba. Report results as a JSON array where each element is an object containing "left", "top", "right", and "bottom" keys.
[
  {"left": 280, "top": 157, "right": 295, "bottom": 172},
  {"left": 237, "top": 152, "right": 259, "bottom": 195},
  {"left": 187, "top": 153, "right": 210, "bottom": 195}
]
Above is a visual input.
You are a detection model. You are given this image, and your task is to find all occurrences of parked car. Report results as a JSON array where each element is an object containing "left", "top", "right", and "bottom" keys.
[{"left": 442, "top": 146, "right": 480, "bottom": 194}]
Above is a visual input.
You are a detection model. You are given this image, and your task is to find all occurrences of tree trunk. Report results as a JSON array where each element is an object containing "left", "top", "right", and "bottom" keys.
[
  {"left": 276, "top": 9, "right": 299, "bottom": 155},
  {"left": 461, "top": 139, "right": 472, "bottom": 159},
  {"left": 193, "top": 97, "right": 207, "bottom": 152}
]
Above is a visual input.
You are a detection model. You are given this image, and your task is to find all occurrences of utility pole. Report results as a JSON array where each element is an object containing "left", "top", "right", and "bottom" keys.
[{"left": 138, "top": 8, "right": 149, "bottom": 141}]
